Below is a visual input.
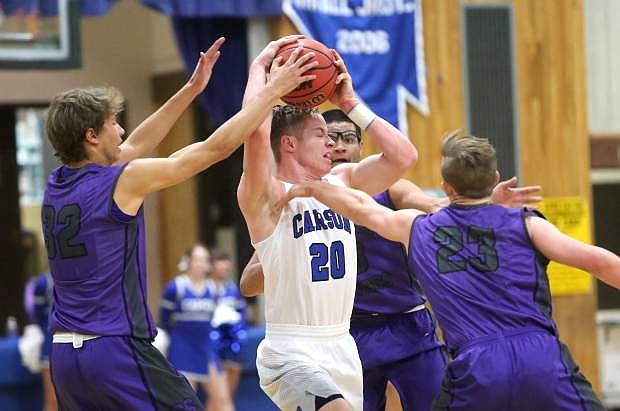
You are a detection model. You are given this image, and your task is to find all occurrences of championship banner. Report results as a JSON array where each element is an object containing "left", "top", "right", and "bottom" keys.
[
  {"left": 539, "top": 197, "right": 593, "bottom": 296},
  {"left": 283, "top": 0, "right": 429, "bottom": 134}
]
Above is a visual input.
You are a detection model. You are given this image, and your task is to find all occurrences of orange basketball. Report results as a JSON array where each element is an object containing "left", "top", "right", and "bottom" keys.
[{"left": 274, "top": 38, "right": 338, "bottom": 109}]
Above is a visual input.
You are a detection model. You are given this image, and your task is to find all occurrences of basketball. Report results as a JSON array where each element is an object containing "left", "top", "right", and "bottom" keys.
[{"left": 274, "top": 38, "right": 338, "bottom": 109}]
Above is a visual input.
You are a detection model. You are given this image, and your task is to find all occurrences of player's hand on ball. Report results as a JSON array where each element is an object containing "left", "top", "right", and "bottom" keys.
[
  {"left": 268, "top": 48, "right": 318, "bottom": 97},
  {"left": 329, "top": 49, "right": 358, "bottom": 112},
  {"left": 252, "top": 35, "right": 305, "bottom": 70},
  {"left": 187, "top": 37, "right": 225, "bottom": 95}
]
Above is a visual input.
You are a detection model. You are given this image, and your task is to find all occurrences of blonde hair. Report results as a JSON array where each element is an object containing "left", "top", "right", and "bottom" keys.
[
  {"left": 270, "top": 105, "right": 320, "bottom": 162},
  {"left": 440, "top": 131, "right": 497, "bottom": 198}
]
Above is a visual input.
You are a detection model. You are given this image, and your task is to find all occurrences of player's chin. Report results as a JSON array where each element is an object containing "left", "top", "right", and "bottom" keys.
[{"left": 319, "top": 161, "right": 332, "bottom": 174}]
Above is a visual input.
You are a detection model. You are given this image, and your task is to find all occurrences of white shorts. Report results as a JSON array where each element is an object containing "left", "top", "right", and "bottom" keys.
[{"left": 257, "top": 323, "right": 363, "bottom": 411}]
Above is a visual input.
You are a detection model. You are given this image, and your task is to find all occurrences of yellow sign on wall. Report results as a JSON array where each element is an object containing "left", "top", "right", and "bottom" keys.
[{"left": 538, "top": 197, "right": 592, "bottom": 296}]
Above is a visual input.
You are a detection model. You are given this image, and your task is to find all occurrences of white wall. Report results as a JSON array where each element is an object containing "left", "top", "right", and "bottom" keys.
[
  {"left": 585, "top": 0, "right": 620, "bottom": 133},
  {"left": 0, "top": 0, "right": 184, "bottom": 313}
]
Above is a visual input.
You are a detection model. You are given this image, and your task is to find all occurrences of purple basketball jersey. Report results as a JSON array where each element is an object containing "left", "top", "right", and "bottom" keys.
[
  {"left": 353, "top": 190, "right": 426, "bottom": 315},
  {"left": 409, "top": 204, "right": 556, "bottom": 351},
  {"left": 42, "top": 163, "right": 156, "bottom": 339}
]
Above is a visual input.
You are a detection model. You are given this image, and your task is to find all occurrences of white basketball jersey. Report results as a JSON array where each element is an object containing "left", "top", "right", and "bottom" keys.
[{"left": 254, "top": 174, "right": 357, "bottom": 326}]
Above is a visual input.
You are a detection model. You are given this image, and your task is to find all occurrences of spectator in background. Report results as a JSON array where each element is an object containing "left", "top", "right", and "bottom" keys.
[
  {"left": 159, "top": 244, "right": 234, "bottom": 411},
  {"left": 209, "top": 249, "right": 248, "bottom": 399},
  {"left": 19, "top": 272, "right": 57, "bottom": 411}
]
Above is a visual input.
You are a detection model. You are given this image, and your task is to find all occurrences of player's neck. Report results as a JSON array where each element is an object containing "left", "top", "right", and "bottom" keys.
[
  {"left": 65, "top": 159, "right": 92, "bottom": 169},
  {"left": 450, "top": 195, "right": 492, "bottom": 205},
  {"left": 276, "top": 160, "right": 323, "bottom": 184}
]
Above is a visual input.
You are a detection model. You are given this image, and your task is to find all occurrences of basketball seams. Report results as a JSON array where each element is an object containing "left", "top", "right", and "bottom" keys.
[
  {"left": 275, "top": 39, "right": 338, "bottom": 108},
  {"left": 283, "top": 68, "right": 338, "bottom": 99},
  {"left": 276, "top": 45, "right": 335, "bottom": 70}
]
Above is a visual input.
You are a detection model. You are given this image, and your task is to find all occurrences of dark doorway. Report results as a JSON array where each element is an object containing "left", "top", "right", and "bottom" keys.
[
  {"left": 593, "top": 183, "right": 620, "bottom": 309},
  {"left": 0, "top": 106, "right": 26, "bottom": 333}
]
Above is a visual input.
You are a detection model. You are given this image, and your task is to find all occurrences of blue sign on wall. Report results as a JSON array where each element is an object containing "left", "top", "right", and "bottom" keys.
[{"left": 283, "top": 0, "right": 429, "bottom": 134}]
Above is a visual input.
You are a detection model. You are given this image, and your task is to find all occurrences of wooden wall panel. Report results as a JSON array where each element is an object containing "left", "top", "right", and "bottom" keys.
[
  {"left": 153, "top": 74, "right": 200, "bottom": 283},
  {"left": 404, "top": 0, "right": 465, "bottom": 187},
  {"left": 273, "top": 0, "right": 598, "bottom": 393},
  {"left": 156, "top": 111, "right": 200, "bottom": 283},
  {"left": 514, "top": 0, "right": 598, "bottom": 391}
]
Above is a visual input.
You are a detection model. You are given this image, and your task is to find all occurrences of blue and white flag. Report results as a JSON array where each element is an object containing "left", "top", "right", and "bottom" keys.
[{"left": 283, "top": 0, "right": 429, "bottom": 134}]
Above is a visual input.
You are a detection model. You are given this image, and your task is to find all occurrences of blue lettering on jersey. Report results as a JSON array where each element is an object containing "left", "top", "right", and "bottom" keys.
[
  {"left": 293, "top": 208, "right": 352, "bottom": 238},
  {"left": 312, "top": 209, "right": 328, "bottom": 230},
  {"left": 303, "top": 210, "right": 316, "bottom": 234}
]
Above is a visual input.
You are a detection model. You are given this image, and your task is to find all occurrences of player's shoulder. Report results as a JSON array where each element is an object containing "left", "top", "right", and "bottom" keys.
[
  {"left": 327, "top": 163, "right": 354, "bottom": 186},
  {"left": 324, "top": 168, "right": 351, "bottom": 187}
]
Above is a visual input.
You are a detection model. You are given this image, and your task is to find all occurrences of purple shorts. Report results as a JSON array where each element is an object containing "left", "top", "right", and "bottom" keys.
[
  {"left": 351, "top": 309, "right": 446, "bottom": 411},
  {"left": 50, "top": 335, "right": 202, "bottom": 410},
  {"left": 433, "top": 330, "right": 604, "bottom": 411}
]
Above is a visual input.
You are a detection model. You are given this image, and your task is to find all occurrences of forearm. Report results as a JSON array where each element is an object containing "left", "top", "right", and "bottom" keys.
[
  {"left": 183, "top": 84, "right": 280, "bottom": 169},
  {"left": 238, "top": 67, "right": 276, "bottom": 207},
  {"left": 391, "top": 180, "right": 447, "bottom": 212},
  {"left": 363, "top": 114, "right": 417, "bottom": 170},
  {"left": 121, "top": 86, "right": 280, "bottom": 205},
  {"left": 302, "top": 182, "right": 377, "bottom": 226},
  {"left": 346, "top": 110, "right": 418, "bottom": 193},
  {"left": 124, "top": 84, "right": 200, "bottom": 159},
  {"left": 401, "top": 192, "right": 447, "bottom": 213},
  {"left": 242, "top": 64, "right": 273, "bottom": 169},
  {"left": 585, "top": 247, "right": 620, "bottom": 290},
  {"left": 244, "top": 64, "right": 268, "bottom": 106}
]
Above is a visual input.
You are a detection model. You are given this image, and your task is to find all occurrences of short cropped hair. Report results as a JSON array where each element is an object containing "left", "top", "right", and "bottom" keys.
[
  {"left": 210, "top": 248, "right": 231, "bottom": 262},
  {"left": 270, "top": 105, "right": 320, "bottom": 162},
  {"left": 46, "top": 86, "right": 124, "bottom": 164},
  {"left": 321, "top": 109, "right": 361, "bottom": 141},
  {"left": 440, "top": 131, "right": 497, "bottom": 198}
]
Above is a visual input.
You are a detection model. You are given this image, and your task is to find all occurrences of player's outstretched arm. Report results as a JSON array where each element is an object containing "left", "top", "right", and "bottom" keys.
[
  {"left": 240, "top": 36, "right": 308, "bottom": 182},
  {"left": 241, "top": 36, "right": 305, "bottom": 168},
  {"left": 115, "top": 38, "right": 225, "bottom": 164},
  {"left": 114, "top": 53, "right": 317, "bottom": 215},
  {"left": 238, "top": 39, "right": 317, "bottom": 243},
  {"left": 392, "top": 176, "right": 542, "bottom": 213},
  {"left": 240, "top": 252, "right": 264, "bottom": 297},
  {"left": 278, "top": 181, "right": 422, "bottom": 247},
  {"left": 527, "top": 216, "right": 620, "bottom": 289},
  {"left": 389, "top": 179, "right": 448, "bottom": 212},
  {"left": 328, "top": 50, "right": 417, "bottom": 194}
]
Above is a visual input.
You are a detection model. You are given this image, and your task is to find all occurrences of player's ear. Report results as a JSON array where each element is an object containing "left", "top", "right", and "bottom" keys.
[
  {"left": 281, "top": 134, "right": 296, "bottom": 152},
  {"left": 441, "top": 180, "right": 456, "bottom": 197},
  {"left": 494, "top": 170, "right": 501, "bottom": 185},
  {"left": 85, "top": 128, "right": 98, "bottom": 145}
]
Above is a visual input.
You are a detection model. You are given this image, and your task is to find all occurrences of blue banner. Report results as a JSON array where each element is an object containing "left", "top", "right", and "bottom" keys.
[
  {"left": 141, "top": 0, "right": 282, "bottom": 17},
  {"left": 0, "top": 0, "right": 117, "bottom": 16},
  {"left": 283, "top": 0, "right": 428, "bottom": 134}
]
